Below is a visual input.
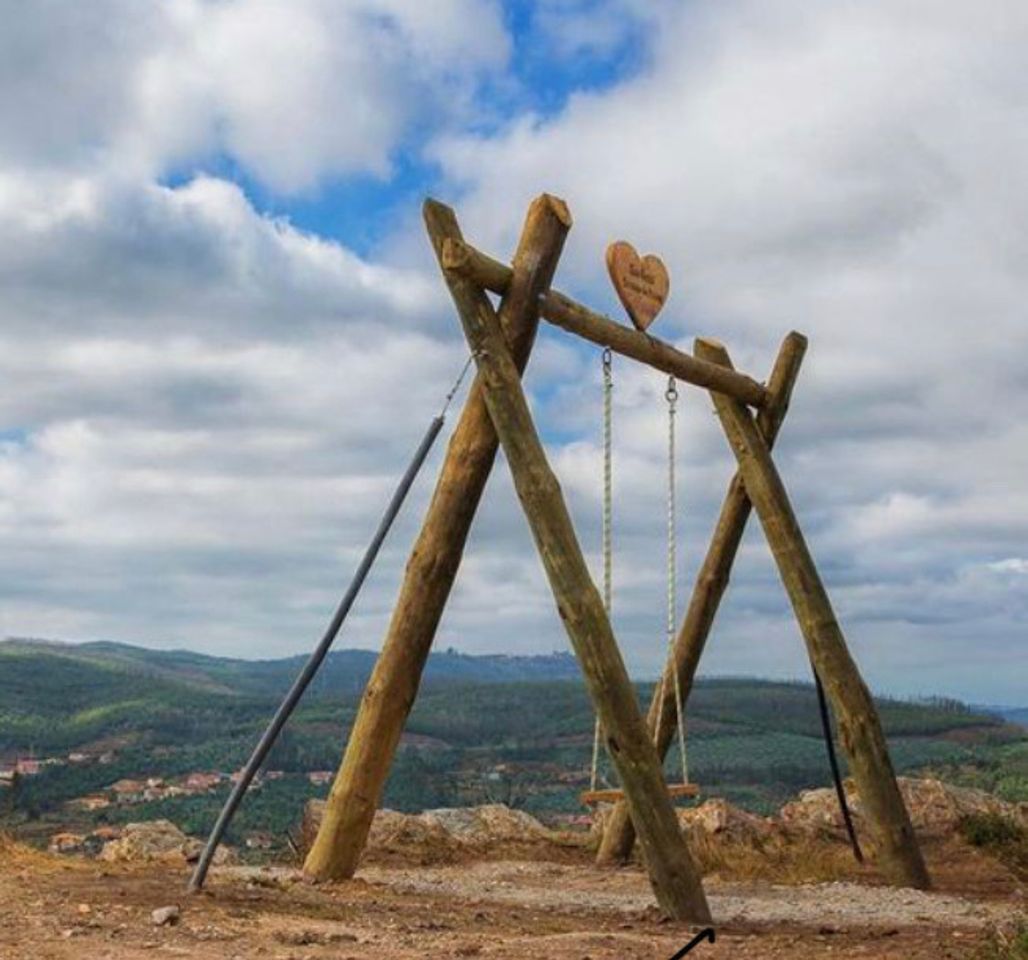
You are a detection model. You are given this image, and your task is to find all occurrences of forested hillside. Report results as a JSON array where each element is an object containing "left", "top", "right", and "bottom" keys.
[{"left": 2, "top": 639, "right": 1024, "bottom": 847}]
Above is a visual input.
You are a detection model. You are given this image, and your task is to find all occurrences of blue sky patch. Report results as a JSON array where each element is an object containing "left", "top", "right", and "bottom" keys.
[{"left": 160, "top": 1, "right": 652, "bottom": 257}]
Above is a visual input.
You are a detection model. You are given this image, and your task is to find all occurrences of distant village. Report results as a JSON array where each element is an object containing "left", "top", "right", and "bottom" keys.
[
  {"left": 0, "top": 750, "right": 334, "bottom": 806},
  {"left": 2, "top": 747, "right": 594, "bottom": 856},
  {"left": 0, "top": 751, "right": 102, "bottom": 783},
  {"left": 64, "top": 766, "right": 334, "bottom": 812},
  {"left": 1, "top": 748, "right": 338, "bottom": 857}
]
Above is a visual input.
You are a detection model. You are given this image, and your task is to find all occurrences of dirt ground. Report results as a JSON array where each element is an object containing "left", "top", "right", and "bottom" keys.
[{"left": 0, "top": 840, "right": 1023, "bottom": 960}]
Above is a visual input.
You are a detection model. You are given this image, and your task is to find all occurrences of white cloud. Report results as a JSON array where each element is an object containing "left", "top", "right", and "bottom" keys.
[
  {"left": 0, "top": 0, "right": 511, "bottom": 658},
  {"left": 987, "top": 558, "right": 1028, "bottom": 576},
  {"left": 0, "top": 167, "right": 470, "bottom": 653},
  {"left": 0, "top": 0, "right": 509, "bottom": 190},
  {"left": 0, "top": 0, "right": 1025, "bottom": 704},
  {"left": 427, "top": 0, "right": 1028, "bottom": 702}
]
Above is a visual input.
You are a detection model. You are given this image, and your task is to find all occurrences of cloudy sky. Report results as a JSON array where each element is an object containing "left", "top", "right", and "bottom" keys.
[{"left": 1, "top": 0, "right": 1025, "bottom": 703}]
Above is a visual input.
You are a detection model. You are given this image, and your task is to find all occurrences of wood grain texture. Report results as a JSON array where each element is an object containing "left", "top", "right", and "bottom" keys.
[
  {"left": 598, "top": 332, "right": 807, "bottom": 865},
  {"left": 605, "top": 240, "right": 670, "bottom": 331},
  {"left": 441, "top": 237, "right": 769, "bottom": 408},
  {"left": 694, "top": 337, "right": 930, "bottom": 891},
  {"left": 303, "top": 194, "right": 571, "bottom": 882},
  {"left": 434, "top": 199, "right": 712, "bottom": 923}
]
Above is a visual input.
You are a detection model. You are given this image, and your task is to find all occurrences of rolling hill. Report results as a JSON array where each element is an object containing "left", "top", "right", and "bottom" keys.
[{"left": 1, "top": 637, "right": 1024, "bottom": 844}]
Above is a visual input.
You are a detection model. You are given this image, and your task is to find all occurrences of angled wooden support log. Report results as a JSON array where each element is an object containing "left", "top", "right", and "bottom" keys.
[
  {"left": 436, "top": 201, "right": 712, "bottom": 923},
  {"left": 442, "top": 237, "right": 770, "bottom": 408},
  {"left": 694, "top": 337, "right": 931, "bottom": 891},
  {"left": 303, "top": 194, "right": 571, "bottom": 882},
  {"left": 597, "top": 331, "right": 807, "bottom": 865}
]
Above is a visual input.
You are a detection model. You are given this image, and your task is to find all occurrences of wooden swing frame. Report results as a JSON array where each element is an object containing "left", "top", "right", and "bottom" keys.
[{"left": 303, "top": 194, "right": 930, "bottom": 922}]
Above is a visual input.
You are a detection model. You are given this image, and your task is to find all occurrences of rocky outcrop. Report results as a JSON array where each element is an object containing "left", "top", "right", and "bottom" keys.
[
  {"left": 589, "top": 797, "right": 773, "bottom": 846},
  {"left": 420, "top": 805, "right": 555, "bottom": 844},
  {"left": 300, "top": 803, "right": 565, "bottom": 865},
  {"left": 680, "top": 797, "right": 775, "bottom": 840},
  {"left": 780, "top": 777, "right": 1028, "bottom": 836},
  {"left": 99, "top": 820, "right": 233, "bottom": 865}
]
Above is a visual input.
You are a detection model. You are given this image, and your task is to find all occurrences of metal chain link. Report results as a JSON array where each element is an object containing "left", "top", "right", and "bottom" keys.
[
  {"left": 602, "top": 349, "right": 613, "bottom": 616},
  {"left": 590, "top": 347, "right": 614, "bottom": 792},
  {"left": 665, "top": 376, "right": 689, "bottom": 784}
]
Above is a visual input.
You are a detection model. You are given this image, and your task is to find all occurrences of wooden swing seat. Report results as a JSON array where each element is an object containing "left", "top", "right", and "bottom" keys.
[{"left": 580, "top": 782, "right": 700, "bottom": 806}]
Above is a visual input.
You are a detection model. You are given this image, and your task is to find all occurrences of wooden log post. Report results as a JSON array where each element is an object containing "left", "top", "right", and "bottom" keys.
[
  {"left": 598, "top": 331, "right": 807, "bottom": 865},
  {"left": 435, "top": 199, "right": 712, "bottom": 923},
  {"left": 694, "top": 337, "right": 931, "bottom": 891},
  {"left": 303, "top": 194, "right": 572, "bottom": 881}
]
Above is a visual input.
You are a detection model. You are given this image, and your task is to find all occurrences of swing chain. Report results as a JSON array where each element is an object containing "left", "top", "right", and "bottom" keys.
[
  {"left": 591, "top": 347, "right": 614, "bottom": 792},
  {"left": 658, "top": 375, "right": 689, "bottom": 785},
  {"left": 601, "top": 349, "right": 613, "bottom": 614}
]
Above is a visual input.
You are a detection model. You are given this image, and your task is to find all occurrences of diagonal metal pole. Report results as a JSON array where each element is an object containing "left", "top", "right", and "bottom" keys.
[
  {"left": 187, "top": 401, "right": 453, "bottom": 892},
  {"left": 813, "top": 668, "right": 865, "bottom": 862}
]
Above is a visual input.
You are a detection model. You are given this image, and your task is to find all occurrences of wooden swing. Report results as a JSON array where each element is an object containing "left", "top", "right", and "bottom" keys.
[
  {"left": 581, "top": 254, "right": 698, "bottom": 807},
  {"left": 304, "top": 195, "right": 932, "bottom": 912}
]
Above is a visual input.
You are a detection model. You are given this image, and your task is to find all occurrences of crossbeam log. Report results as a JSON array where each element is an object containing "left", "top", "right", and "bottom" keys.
[
  {"left": 442, "top": 237, "right": 769, "bottom": 408},
  {"left": 695, "top": 337, "right": 930, "bottom": 890},
  {"left": 303, "top": 194, "right": 571, "bottom": 881},
  {"left": 437, "top": 200, "right": 712, "bottom": 923},
  {"left": 598, "top": 330, "right": 807, "bottom": 864}
]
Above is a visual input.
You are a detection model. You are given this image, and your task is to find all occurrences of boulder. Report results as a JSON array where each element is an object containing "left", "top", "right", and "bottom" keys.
[
  {"left": 150, "top": 905, "right": 181, "bottom": 927},
  {"left": 422, "top": 804, "right": 554, "bottom": 845},
  {"left": 589, "top": 796, "right": 772, "bottom": 846},
  {"left": 366, "top": 808, "right": 457, "bottom": 864},
  {"left": 678, "top": 797, "right": 775, "bottom": 841},
  {"left": 779, "top": 777, "right": 1028, "bottom": 836},
  {"left": 99, "top": 820, "right": 233, "bottom": 865},
  {"left": 299, "top": 802, "right": 558, "bottom": 865}
]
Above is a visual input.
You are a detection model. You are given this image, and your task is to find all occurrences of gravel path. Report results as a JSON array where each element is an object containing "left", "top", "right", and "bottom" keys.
[{"left": 360, "top": 861, "right": 1024, "bottom": 930}]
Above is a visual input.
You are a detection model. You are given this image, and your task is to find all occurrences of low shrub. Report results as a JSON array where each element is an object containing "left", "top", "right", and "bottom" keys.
[
  {"left": 975, "top": 921, "right": 1028, "bottom": 960},
  {"left": 959, "top": 812, "right": 1028, "bottom": 880}
]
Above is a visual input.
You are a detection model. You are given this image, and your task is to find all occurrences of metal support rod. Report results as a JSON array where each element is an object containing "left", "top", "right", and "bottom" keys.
[
  {"left": 813, "top": 668, "right": 865, "bottom": 863},
  {"left": 187, "top": 413, "right": 445, "bottom": 892}
]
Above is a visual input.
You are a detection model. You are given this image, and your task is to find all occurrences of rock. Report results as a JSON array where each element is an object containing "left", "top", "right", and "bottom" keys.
[
  {"left": 48, "top": 833, "right": 87, "bottom": 855},
  {"left": 151, "top": 905, "right": 180, "bottom": 927},
  {"left": 779, "top": 777, "right": 1028, "bottom": 836},
  {"left": 100, "top": 821, "right": 234, "bottom": 865},
  {"left": 421, "top": 805, "right": 553, "bottom": 845},
  {"left": 299, "top": 802, "right": 557, "bottom": 864},
  {"left": 590, "top": 797, "right": 771, "bottom": 844},
  {"left": 365, "top": 809, "right": 454, "bottom": 867},
  {"left": 678, "top": 798, "right": 774, "bottom": 841}
]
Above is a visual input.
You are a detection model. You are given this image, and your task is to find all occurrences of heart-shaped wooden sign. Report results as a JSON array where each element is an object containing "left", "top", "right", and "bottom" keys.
[{"left": 605, "top": 241, "right": 670, "bottom": 332}]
